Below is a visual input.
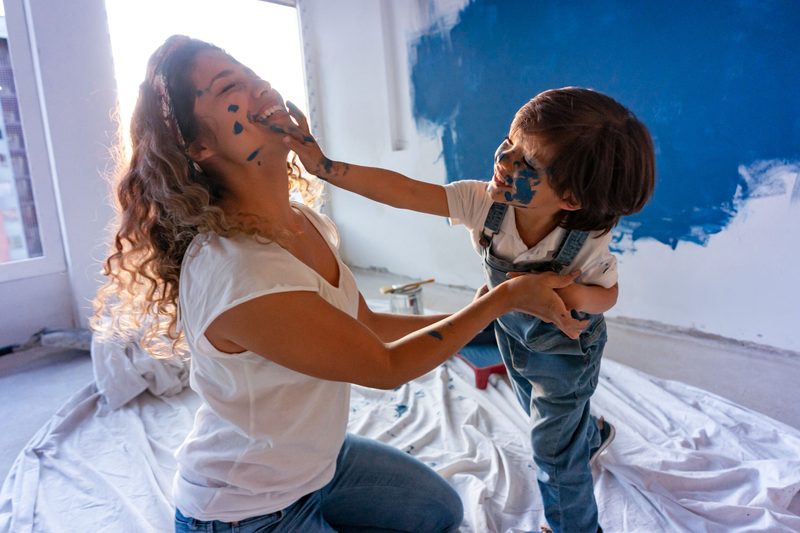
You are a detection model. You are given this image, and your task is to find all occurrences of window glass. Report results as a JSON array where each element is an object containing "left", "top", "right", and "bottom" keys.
[{"left": 0, "top": 27, "right": 42, "bottom": 264}]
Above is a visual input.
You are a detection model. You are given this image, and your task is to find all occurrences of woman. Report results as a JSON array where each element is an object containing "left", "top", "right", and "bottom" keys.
[{"left": 95, "top": 35, "right": 585, "bottom": 532}]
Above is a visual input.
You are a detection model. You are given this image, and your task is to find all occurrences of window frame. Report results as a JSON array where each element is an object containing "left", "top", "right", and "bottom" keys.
[{"left": 0, "top": 5, "right": 66, "bottom": 283}]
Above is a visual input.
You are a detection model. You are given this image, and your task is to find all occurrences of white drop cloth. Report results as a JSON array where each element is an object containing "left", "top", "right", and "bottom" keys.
[{"left": 2, "top": 345, "right": 799, "bottom": 532}]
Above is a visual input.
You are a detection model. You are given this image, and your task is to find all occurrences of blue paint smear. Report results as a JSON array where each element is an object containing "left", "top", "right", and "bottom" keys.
[
  {"left": 246, "top": 149, "right": 259, "bottom": 162},
  {"left": 410, "top": 1, "right": 800, "bottom": 249},
  {"left": 395, "top": 404, "right": 408, "bottom": 417},
  {"left": 512, "top": 171, "right": 536, "bottom": 205},
  {"left": 228, "top": 104, "right": 239, "bottom": 112},
  {"left": 233, "top": 121, "right": 243, "bottom": 134}
]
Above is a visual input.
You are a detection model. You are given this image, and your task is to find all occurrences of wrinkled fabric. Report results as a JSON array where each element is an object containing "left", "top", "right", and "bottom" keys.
[
  {"left": 2, "top": 355, "right": 800, "bottom": 532},
  {"left": 91, "top": 335, "right": 189, "bottom": 411}
]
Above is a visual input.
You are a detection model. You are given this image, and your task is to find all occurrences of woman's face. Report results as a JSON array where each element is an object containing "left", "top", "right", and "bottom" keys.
[{"left": 189, "top": 50, "right": 292, "bottom": 167}]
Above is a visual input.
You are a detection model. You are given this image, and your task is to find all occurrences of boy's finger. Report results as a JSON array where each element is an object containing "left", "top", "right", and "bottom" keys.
[
  {"left": 282, "top": 136, "right": 306, "bottom": 153},
  {"left": 286, "top": 100, "right": 311, "bottom": 132},
  {"left": 273, "top": 123, "right": 314, "bottom": 145}
]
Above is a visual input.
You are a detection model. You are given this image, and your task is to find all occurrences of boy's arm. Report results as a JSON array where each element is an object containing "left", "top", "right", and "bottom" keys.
[
  {"left": 556, "top": 283, "right": 618, "bottom": 314},
  {"left": 281, "top": 101, "right": 450, "bottom": 217}
]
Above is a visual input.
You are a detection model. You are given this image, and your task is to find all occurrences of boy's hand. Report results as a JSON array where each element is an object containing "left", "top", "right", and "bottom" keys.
[
  {"left": 280, "top": 101, "right": 342, "bottom": 181},
  {"left": 504, "top": 271, "right": 588, "bottom": 339}
]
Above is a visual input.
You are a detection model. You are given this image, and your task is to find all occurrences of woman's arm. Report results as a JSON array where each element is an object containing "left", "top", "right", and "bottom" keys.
[
  {"left": 356, "top": 294, "right": 448, "bottom": 342},
  {"left": 280, "top": 101, "right": 450, "bottom": 217},
  {"left": 206, "top": 271, "right": 586, "bottom": 389}
]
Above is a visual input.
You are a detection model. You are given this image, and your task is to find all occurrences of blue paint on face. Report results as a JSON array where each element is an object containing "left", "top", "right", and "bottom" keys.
[
  {"left": 512, "top": 175, "right": 535, "bottom": 204},
  {"left": 233, "top": 121, "right": 243, "bottom": 134},
  {"left": 494, "top": 136, "right": 542, "bottom": 205},
  {"left": 410, "top": 1, "right": 800, "bottom": 249},
  {"left": 227, "top": 104, "right": 239, "bottom": 113},
  {"left": 246, "top": 149, "right": 259, "bottom": 162},
  {"left": 395, "top": 404, "right": 408, "bottom": 417}
]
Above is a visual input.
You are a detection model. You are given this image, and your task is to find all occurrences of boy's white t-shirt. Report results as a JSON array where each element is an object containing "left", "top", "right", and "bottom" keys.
[
  {"left": 174, "top": 203, "right": 359, "bottom": 522},
  {"left": 445, "top": 180, "right": 618, "bottom": 288}
]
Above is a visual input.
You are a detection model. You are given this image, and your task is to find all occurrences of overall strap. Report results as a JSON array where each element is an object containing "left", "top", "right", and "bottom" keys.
[
  {"left": 550, "top": 229, "right": 590, "bottom": 273},
  {"left": 479, "top": 202, "right": 508, "bottom": 248}
]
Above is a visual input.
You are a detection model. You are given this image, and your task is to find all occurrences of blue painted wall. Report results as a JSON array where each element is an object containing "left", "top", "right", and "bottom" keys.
[{"left": 410, "top": 0, "right": 800, "bottom": 249}]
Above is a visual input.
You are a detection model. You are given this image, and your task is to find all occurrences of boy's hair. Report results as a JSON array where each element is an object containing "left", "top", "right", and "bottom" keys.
[{"left": 512, "top": 87, "right": 655, "bottom": 233}]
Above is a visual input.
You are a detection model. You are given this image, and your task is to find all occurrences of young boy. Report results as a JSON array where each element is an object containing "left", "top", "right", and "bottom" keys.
[{"left": 283, "top": 87, "right": 655, "bottom": 533}]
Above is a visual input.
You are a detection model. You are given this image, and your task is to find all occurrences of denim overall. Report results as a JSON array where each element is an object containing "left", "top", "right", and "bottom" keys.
[{"left": 480, "top": 203, "right": 607, "bottom": 533}]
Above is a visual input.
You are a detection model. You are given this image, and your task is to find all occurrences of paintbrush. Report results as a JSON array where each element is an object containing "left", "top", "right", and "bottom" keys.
[{"left": 380, "top": 278, "right": 435, "bottom": 294}]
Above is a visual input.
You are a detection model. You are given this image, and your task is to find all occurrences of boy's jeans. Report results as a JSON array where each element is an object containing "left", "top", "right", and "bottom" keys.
[
  {"left": 175, "top": 434, "right": 463, "bottom": 532},
  {"left": 485, "top": 252, "right": 607, "bottom": 533}
]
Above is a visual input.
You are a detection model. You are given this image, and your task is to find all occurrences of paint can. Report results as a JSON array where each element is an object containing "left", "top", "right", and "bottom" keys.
[{"left": 389, "top": 285, "right": 424, "bottom": 315}]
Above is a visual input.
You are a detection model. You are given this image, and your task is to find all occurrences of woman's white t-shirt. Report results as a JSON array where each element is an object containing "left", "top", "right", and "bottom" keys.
[{"left": 173, "top": 203, "right": 359, "bottom": 522}]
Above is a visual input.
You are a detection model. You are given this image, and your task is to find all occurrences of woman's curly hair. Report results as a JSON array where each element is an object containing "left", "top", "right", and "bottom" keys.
[{"left": 92, "top": 35, "right": 320, "bottom": 358}]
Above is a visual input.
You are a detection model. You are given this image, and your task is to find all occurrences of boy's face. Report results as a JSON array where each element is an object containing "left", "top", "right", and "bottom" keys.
[{"left": 487, "top": 129, "right": 578, "bottom": 215}]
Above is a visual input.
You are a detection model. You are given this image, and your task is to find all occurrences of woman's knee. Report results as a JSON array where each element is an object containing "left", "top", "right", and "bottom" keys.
[
  {"left": 399, "top": 455, "right": 463, "bottom": 531},
  {"left": 437, "top": 481, "right": 464, "bottom": 532}
]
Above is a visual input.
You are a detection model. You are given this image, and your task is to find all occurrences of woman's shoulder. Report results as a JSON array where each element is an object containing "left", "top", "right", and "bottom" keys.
[
  {"left": 185, "top": 231, "right": 282, "bottom": 262},
  {"left": 179, "top": 230, "right": 319, "bottom": 311},
  {"left": 180, "top": 231, "right": 297, "bottom": 287},
  {"left": 293, "top": 202, "right": 340, "bottom": 248}
]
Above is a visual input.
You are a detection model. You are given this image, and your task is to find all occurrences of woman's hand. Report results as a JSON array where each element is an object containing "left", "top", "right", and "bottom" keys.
[
  {"left": 556, "top": 282, "right": 619, "bottom": 315},
  {"left": 281, "top": 101, "right": 344, "bottom": 181},
  {"left": 503, "top": 271, "right": 588, "bottom": 339},
  {"left": 473, "top": 284, "right": 489, "bottom": 301}
]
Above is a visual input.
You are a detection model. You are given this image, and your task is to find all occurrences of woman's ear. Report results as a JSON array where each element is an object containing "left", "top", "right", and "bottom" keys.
[{"left": 187, "top": 140, "right": 214, "bottom": 163}]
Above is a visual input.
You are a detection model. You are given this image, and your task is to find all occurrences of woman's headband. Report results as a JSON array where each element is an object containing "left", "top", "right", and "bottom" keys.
[{"left": 147, "top": 37, "right": 203, "bottom": 173}]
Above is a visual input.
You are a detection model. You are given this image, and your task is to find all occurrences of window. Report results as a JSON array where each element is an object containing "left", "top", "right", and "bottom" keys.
[
  {"left": 0, "top": 18, "right": 40, "bottom": 263},
  {"left": 104, "top": 0, "right": 308, "bottom": 156},
  {"left": 0, "top": 2, "right": 65, "bottom": 281}
]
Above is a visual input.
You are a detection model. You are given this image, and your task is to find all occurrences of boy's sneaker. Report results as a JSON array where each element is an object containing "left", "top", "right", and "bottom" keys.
[{"left": 590, "top": 417, "right": 616, "bottom": 466}]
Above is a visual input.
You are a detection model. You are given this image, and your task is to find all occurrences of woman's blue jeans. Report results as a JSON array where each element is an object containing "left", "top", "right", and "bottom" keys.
[{"left": 174, "top": 434, "right": 463, "bottom": 532}]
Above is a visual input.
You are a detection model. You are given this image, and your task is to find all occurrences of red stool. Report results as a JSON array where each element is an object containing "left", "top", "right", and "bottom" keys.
[{"left": 456, "top": 344, "right": 506, "bottom": 389}]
